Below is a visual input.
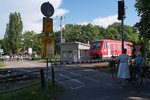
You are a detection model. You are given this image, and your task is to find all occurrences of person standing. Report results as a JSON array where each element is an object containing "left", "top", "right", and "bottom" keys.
[
  {"left": 134, "top": 53, "right": 144, "bottom": 71},
  {"left": 117, "top": 49, "right": 130, "bottom": 87}
]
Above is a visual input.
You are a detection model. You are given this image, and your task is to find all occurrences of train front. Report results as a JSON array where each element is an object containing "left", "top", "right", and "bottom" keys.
[{"left": 88, "top": 41, "right": 102, "bottom": 59}]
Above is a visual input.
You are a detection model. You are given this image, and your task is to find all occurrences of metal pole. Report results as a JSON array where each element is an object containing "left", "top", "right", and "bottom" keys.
[
  {"left": 46, "top": 58, "right": 49, "bottom": 89},
  {"left": 40, "top": 68, "right": 46, "bottom": 89},
  {"left": 121, "top": 18, "right": 124, "bottom": 53},
  {"left": 46, "top": 32, "right": 49, "bottom": 90},
  {"left": 60, "top": 16, "right": 63, "bottom": 43},
  {"left": 51, "top": 62, "right": 55, "bottom": 86},
  {"left": 121, "top": 0, "right": 125, "bottom": 53}
]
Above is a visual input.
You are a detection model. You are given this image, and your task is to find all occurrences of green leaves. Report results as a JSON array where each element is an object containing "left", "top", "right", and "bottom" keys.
[
  {"left": 4, "top": 12, "right": 23, "bottom": 55},
  {"left": 61, "top": 23, "right": 139, "bottom": 44}
]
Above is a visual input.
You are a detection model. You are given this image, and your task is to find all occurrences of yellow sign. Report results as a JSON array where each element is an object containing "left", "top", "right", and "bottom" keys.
[
  {"left": 43, "top": 17, "right": 53, "bottom": 33},
  {"left": 41, "top": 36, "right": 55, "bottom": 59}
]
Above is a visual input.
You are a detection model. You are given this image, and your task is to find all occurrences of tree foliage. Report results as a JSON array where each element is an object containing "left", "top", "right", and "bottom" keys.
[
  {"left": 134, "top": 0, "right": 150, "bottom": 38},
  {"left": 0, "top": 12, "right": 140, "bottom": 56},
  {"left": 135, "top": 0, "right": 150, "bottom": 60},
  {"left": 22, "top": 31, "right": 41, "bottom": 55},
  {"left": 4, "top": 12, "right": 23, "bottom": 55},
  {"left": 61, "top": 23, "right": 139, "bottom": 43}
]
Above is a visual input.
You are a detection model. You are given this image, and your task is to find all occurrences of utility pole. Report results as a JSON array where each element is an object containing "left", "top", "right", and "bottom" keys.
[{"left": 59, "top": 16, "right": 63, "bottom": 43}]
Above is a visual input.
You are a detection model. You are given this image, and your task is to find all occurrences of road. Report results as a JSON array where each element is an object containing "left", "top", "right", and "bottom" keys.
[{"left": 3, "top": 61, "right": 150, "bottom": 100}]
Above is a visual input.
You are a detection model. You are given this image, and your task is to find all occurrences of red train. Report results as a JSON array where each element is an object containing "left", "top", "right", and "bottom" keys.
[{"left": 88, "top": 39, "right": 133, "bottom": 59}]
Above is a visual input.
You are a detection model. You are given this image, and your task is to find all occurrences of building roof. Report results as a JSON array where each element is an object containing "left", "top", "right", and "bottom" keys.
[{"left": 58, "top": 41, "right": 90, "bottom": 47}]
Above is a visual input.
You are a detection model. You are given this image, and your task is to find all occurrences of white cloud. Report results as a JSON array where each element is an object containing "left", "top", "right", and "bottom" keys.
[
  {"left": 54, "top": 8, "right": 69, "bottom": 17},
  {"left": 92, "top": 15, "right": 119, "bottom": 28},
  {"left": 77, "top": 22, "right": 88, "bottom": 25},
  {"left": 0, "top": 0, "right": 69, "bottom": 38},
  {"left": 78, "top": 15, "right": 119, "bottom": 28}
]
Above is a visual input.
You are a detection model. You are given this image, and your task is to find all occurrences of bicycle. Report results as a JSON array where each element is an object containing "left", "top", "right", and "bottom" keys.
[
  {"left": 135, "top": 66, "right": 150, "bottom": 83},
  {"left": 110, "top": 60, "right": 143, "bottom": 88}
]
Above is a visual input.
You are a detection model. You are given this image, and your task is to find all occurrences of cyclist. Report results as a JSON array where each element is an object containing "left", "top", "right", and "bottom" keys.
[{"left": 134, "top": 53, "right": 144, "bottom": 72}]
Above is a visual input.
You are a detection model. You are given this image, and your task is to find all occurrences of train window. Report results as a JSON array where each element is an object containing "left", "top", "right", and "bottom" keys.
[
  {"left": 104, "top": 42, "right": 107, "bottom": 48},
  {"left": 117, "top": 45, "right": 121, "bottom": 50},
  {"left": 108, "top": 44, "right": 110, "bottom": 49},
  {"left": 92, "top": 41, "right": 101, "bottom": 50},
  {"left": 113, "top": 45, "right": 116, "bottom": 49}
]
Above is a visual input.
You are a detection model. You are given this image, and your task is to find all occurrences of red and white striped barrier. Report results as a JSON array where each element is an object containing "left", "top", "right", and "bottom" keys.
[{"left": 51, "top": 59, "right": 110, "bottom": 65}]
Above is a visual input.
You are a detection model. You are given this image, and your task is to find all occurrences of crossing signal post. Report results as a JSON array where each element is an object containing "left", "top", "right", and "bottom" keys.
[
  {"left": 118, "top": 0, "right": 125, "bottom": 53},
  {"left": 118, "top": 1, "right": 124, "bottom": 20},
  {"left": 41, "top": 2, "right": 55, "bottom": 89}
]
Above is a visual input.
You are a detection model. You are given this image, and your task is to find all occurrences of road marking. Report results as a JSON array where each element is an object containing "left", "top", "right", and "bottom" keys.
[
  {"left": 58, "top": 73, "right": 70, "bottom": 78},
  {"left": 58, "top": 73, "right": 84, "bottom": 84},
  {"left": 70, "top": 79, "right": 84, "bottom": 84},
  {"left": 70, "top": 85, "right": 85, "bottom": 90},
  {"left": 58, "top": 73, "right": 85, "bottom": 89},
  {"left": 57, "top": 69, "right": 102, "bottom": 83}
]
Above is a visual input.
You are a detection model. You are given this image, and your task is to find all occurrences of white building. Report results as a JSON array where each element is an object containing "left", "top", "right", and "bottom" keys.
[{"left": 59, "top": 41, "right": 90, "bottom": 62}]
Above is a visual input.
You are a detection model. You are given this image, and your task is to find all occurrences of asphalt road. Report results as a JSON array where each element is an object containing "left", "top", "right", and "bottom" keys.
[{"left": 3, "top": 61, "right": 150, "bottom": 100}]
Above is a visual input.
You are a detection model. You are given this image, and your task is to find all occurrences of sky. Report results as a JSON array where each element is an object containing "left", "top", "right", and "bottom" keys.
[{"left": 0, "top": 0, "right": 139, "bottom": 39}]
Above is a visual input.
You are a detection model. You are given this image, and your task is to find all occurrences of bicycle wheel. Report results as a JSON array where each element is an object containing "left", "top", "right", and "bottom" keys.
[
  {"left": 130, "top": 71, "right": 143, "bottom": 88},
  {"left": 144, "top": 70, "right": 150, "bottom": 82}
]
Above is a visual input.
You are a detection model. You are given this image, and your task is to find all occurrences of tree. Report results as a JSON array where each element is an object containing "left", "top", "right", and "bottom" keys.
[
  {"left": 64, "top": 24, "right": 82, "bottom": 42},
  {"left": 4, "top": 12, "right": 23, "bottom": 55},
  {"left": 22, "top": 31, "right": 41, "bottom": 55},
  {"left": 135, "top": 0, "right": 150, "bottom": 38},
  {"left": 22, "top": 31, "right": 34, "bottom": 52},
  {"left": 135, "top": 0, "right": 150, "bottom": 61}
]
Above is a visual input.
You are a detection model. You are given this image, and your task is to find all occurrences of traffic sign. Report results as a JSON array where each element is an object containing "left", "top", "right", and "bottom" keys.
[
  {"left": 43, "top": 17, "right": 53, "bottom": 33},
  {"left": 41, "top": 36, "right": 55, "bottom": 59},
  {"left": 41, "top": 2, "right": 54, "bottom": 18}
]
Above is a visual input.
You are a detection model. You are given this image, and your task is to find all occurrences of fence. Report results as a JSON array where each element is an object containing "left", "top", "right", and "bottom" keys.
[{"left": 0, "top": 69, "right": 46, "bottom": 94}]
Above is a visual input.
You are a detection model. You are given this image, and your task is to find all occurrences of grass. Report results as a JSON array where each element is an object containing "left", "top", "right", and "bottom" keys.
[
  {"left": 0, "top": 82, "right": 64, "bottom": 100},
  {"left": 0, "top": 61, "right": 6, "bottom": 68}
]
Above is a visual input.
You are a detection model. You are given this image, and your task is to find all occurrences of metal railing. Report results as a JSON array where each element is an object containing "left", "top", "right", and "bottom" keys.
[{"left": 0, "top": 69, "right": 46, "bottom": 94}]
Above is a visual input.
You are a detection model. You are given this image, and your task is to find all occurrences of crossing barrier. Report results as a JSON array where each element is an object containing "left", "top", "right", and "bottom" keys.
[{"left": 51, "top": 59, "right": 110, "bottom": 65}]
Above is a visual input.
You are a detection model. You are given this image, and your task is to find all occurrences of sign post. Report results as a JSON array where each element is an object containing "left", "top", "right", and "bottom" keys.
[{"left": 41, "top": 2, "right": 55, "bottom": 89}]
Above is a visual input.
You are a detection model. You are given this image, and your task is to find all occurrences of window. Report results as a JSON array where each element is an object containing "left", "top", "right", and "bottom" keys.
[
  {"left": 117, "top": 45, "right": 121, "bottom": 50},
  {"left": 62, "top": 51, "right": 67, "bottom": 58},
  {"left": 80, "top": 50, "right": 87, "bottom": 57},
  {"left": 91, "top": 41, "right": 101, "bottom": 50},
  {"left": 113, "top": 45, "right": 116, "bottom": 49},
  {"left": 68, "top": 50, "right": 73, "bottom": 60},
  {"left": 104, "top": 42, "right": 107, "bottom": 49}
]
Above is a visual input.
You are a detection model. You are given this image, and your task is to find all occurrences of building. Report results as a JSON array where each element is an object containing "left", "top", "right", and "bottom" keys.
[{"left": 59, "top": 41, "right": 90, "bottom": 62}]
